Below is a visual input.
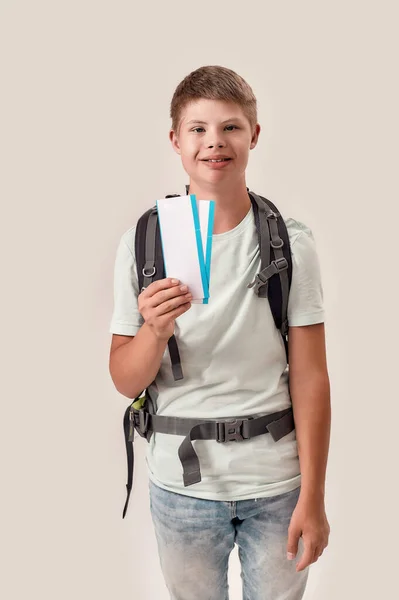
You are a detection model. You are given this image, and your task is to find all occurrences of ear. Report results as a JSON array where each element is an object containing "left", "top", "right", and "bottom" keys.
[
  {"left": 169, "top": 129, "right": 181, "bottom": 155},
  {"left": 249, "top": 123, "right": 261, "bottom": 150}
]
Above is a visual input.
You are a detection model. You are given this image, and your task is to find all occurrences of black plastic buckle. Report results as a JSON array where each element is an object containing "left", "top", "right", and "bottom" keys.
[
  {"left": 216, "top": 419, "right": 245, "bottom": 442},
  {"left": 133, "top": 409, "right": 150, "bottom": 438}
]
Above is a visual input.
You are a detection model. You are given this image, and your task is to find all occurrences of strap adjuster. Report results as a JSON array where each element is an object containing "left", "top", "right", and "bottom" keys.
[
  {"left": 216, "top": 419, "right": 249, "bottom": 442},
  {"left": 273, "top": 257, "right": 288, "bottom": 271}
]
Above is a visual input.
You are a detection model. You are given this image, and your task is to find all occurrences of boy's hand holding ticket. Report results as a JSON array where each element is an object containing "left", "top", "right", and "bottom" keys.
[{"left": 138, "top": 278, "right": 192, "bottom": 341}]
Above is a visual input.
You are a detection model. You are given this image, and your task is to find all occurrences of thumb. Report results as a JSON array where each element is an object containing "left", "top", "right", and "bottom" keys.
[{"left": 287, "top": 524, "right": 301, "bottom": 560}]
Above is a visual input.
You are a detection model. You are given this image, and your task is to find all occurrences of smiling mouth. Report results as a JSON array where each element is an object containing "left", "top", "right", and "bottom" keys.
[{"left": 202, "top": 158, "right": 232, "bottom": 163}]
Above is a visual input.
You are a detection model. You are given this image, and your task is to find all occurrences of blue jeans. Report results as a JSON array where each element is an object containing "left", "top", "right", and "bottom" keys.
[{"left": 149, "top": 480, "right": 309, "bottom": 600}]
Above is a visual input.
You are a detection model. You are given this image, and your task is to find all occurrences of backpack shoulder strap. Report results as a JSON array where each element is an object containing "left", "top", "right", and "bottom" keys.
[
  {"left": 248, "top": 191, "right": 293, "bottom": 362},
  {"left": 135, "top": 206, "right": 162, "bottom": 291},
  {"left": 134, "top": 197, "right": 184, "bottom": 381}
]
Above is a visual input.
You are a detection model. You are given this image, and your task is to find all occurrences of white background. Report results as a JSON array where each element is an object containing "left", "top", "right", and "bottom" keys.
[{"left": 1, "top": 1, "right": 398, "bottom": 598}]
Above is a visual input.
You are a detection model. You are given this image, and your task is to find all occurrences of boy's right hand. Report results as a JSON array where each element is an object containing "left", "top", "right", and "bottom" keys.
[{"left": 138, "top": 278, "right": 192, "bottom": 341}]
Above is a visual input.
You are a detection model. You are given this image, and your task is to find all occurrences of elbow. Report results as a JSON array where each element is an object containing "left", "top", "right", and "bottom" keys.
[
  {"left": 112, "top": 379, "right": 137, "bottom": 400},
  {"left": 108, "top": 366, "right": 136, "bottom": 400}
]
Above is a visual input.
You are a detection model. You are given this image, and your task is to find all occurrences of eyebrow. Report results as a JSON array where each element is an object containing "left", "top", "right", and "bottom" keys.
[{"left": 186, "top": 117, "right": 244, "bottom": 125}]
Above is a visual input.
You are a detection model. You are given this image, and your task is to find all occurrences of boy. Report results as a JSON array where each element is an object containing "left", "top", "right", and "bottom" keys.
[{"left": 109, "top": 65, "right": 331, "bottom": 600}]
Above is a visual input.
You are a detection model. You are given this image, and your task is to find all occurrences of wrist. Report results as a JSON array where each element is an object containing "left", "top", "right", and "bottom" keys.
[
  {"left": 145, "top": 322, "right": 170, "bottom": 344},
  {"left": 299, "top": 483, "right": 325, "bottom": 503}
]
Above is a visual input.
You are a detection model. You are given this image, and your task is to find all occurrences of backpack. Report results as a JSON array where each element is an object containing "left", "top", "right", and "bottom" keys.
[{"left": 122, "top": 187, "right": 294, "bottom": 518}]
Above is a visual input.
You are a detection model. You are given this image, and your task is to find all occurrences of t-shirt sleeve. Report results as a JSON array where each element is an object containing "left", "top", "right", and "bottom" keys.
[
  {"left": 287, "top": 228, "right": 325, "bottom": 327},
  {"left": 109, "top": 230, "right": 144, "bottom": 336}
]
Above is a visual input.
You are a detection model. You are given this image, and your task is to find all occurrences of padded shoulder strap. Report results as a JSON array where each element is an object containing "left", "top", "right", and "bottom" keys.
[
  {"left": 135, "top": 207, "right": 164, "bottom": 292},
  {"left": 248, "top": 191, "right": 293, "bottom": 363},
  {"left": 135, "top": 198, "right": 184, "bottom": 381}
]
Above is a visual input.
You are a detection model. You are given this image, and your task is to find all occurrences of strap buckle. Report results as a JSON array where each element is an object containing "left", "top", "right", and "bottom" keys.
[
  {"left": 247, "top": 274, "right": 267, "bottom": 294},
  {"left": 133, "top": 408, "right": 149, "bottom": 438},
  {"left": 273, "top": 257, "right": 288, "bottom": 271},
  {"left": 247, "top": 257, "right": 288, "bottom": 293},
  {"left": 216, "top": 419, "right": 247, "bottom": 442}
]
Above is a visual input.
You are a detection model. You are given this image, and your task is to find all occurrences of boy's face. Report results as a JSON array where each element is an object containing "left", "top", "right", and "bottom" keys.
[{"left": 169, "top": 98, "right": 260, "bottom": 188}]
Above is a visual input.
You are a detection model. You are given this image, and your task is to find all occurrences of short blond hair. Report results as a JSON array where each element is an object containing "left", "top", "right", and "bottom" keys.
[{"left": 170, "top": 65, "right": 258, "bottom": 135}]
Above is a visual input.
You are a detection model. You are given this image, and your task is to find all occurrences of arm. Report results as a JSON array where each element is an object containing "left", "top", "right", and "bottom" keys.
[
  {"left": 109, "top": 326, "right": 169, "bottom": 399},
  {"left": 286, "top": 322, "right": 331, "bottom": 571},
  {"left": 109, "top": 231, "right": 193, "bottom": 399},
  {"left": 288, "top": 322, "right": 331, "bottom": 500},
  {"left": 109, "top": 278, "right": 193, "bottom": 399}
]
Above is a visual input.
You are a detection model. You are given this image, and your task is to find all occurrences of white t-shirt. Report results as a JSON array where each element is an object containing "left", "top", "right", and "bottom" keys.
[{"left": 110, "top": 204, "right": 325, "bottom": 500}]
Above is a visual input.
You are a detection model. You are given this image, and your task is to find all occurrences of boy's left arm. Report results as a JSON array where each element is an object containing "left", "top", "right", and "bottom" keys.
[{"left": 286, "top": 322, "right": 331, "bottom": 572}]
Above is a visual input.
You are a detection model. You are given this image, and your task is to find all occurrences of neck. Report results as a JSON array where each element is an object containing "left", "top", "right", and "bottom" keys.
[{"left": 186, "top": 179, "right": 251, "bottom": 234}]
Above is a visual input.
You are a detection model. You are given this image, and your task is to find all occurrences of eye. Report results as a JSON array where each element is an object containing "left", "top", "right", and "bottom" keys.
[{"left": 191, "top": 125, "right": 239, "bottom": 133}]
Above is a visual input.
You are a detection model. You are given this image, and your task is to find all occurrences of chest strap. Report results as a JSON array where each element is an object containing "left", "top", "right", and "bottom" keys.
[{"left": 122, "top": 405, "right": 295, "bottom": 517}]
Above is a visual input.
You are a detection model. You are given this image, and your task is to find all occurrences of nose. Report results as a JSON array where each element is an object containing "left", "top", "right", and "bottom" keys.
[
  {"left": 205, "top": 129, "right": 227, "bottom": 149},
  {"left": 207, "top": 142, "right": 226, "bottom": 149}
]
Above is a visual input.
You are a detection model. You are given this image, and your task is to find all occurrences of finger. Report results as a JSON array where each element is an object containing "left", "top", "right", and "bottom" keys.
[
  {"left": 154, "top": 292, "right": 193, "bottom": 316},
  {"left": 287, "top": 526, "right": 300, "bottom": 561},
  {"left": 158, "top": 301, "right": 192, "bottom": 323},
  {"left": 143, "top": 278, "right": 181, "bottom": 298},
  {"left": 152, "top": 284, "right": 190, "bottom": 309},
  {"left": 295, "top": 540, "right": 315, "bottom": 572},
  {"left": 311, "top": 546, "right": 320, "bottom": 564}
]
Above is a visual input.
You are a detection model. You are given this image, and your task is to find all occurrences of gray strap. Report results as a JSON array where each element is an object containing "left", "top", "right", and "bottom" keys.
[
  {"left": 178, "top": 423, "right": 213, "bottom": 485},
  {"left": 167, "top": 335, "right": 183, "bottom": 381},
  {"left": 248, "top": 192, "right": 271, "bottom": 298},
  {"left": 178, "top": 409, "right": 294, "bottom": 486},
  {"left": 142, "top": 209, "right": 158, "bottom": 290},
  {"left": 266, "top": 411, "right": 295, "bottom": 441},
  {"left": 134, "top": 407, "right": 294, "bottom": 486},
  {"left": 247, "top": 194, "right": 289, "bottom": 336},
  {"left": 142, "top": 209, "right": 183, "bottom": 380},
  {"left": 267, "top": 212, "right": 289, "bottom": 335}
]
